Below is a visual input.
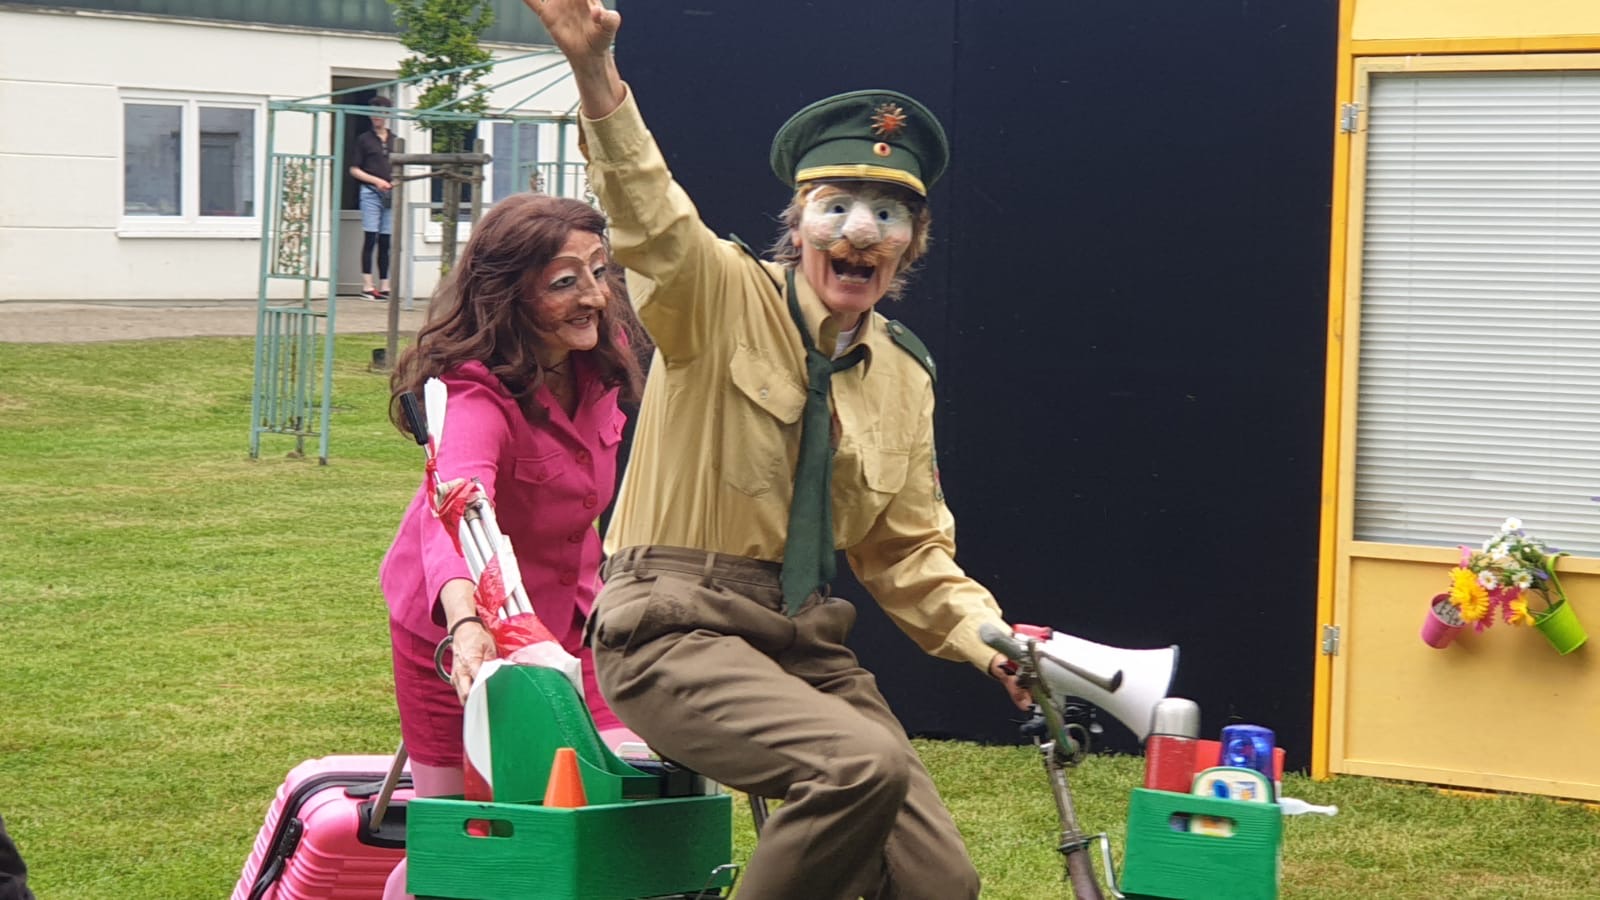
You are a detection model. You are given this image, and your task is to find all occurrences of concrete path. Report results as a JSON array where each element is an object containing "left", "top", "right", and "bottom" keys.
[{"left": 0, "top": 297, "right": 427, "bottom": 344}]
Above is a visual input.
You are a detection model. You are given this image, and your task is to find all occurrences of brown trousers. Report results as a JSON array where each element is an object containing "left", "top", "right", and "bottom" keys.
[{"left": 591, "top": 546, "right": 981, "bottom": 900}]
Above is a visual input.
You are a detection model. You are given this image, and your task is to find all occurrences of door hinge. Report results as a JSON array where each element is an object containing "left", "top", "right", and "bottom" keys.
[
  {"left": 1339, "top": 102, "right": 1361, "bottom": 134},
  {"left": 1321, "top": 624, "right": 1341, "bottom": 655}
]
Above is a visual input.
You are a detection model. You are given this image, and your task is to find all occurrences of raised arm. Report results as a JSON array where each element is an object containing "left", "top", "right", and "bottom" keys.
[
  {"left": 522, "top": 0, "right": 765, "bottom": 364},
  {"left": 523, "top": 0, "right": 624, "bottom": 119}
]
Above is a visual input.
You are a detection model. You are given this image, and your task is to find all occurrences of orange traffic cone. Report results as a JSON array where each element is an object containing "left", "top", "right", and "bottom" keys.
[{"left": 543, "top": 747, "right": 588, "bottom": 808}]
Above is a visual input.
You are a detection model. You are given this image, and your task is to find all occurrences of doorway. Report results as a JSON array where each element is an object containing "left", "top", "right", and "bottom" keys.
[{"left": 331, "top": 74, "right": 393, "bottom": 298}]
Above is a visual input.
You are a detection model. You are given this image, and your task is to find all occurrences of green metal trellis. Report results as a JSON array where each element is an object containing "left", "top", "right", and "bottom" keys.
[{"left": 249, "top": 51, "right": 587, "bottom": 463}]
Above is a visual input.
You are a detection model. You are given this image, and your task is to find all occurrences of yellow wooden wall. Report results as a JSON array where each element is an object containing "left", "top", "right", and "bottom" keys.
[
  {"left": 1334, "top": 553, "right": 1600, "bottom": 800},
  {"left": 1354, "top": 0, "right": 1600, "bottom": 43},
  {"left": 1317, "top": 0, "right": 1600, "bottom": 798}
]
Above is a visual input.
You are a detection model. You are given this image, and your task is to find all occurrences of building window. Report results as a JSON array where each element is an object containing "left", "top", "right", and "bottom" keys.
[
  {"left": 486, "top": 118, "right": 587, "bottom": 203},
  {"left": 1353, "top": 70, "right": 1600, "bottom": 555},
  {"left": 491, "top": 121, "right": 540, "bottom": 200},
  {"left": 199, "top": 106, "right": 256, "bottom": 217},
  {"left": 124, "top": 104, "right": 182, "bottom": 216},
  {"left": 120, "top": 91, "right": 262, "bottom": 237}
]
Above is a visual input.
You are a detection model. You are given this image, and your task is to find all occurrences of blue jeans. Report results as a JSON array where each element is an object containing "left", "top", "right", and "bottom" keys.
[{"left": 359, "top": 184, "right": 392, "bottom": 236}]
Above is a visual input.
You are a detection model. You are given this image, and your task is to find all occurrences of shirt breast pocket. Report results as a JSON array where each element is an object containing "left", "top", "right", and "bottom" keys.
[
  {"left": 722, "top": 343, "right": 805, "bottom": 497},
  {"left": 863, "top": 445, "right": 909, "bottom": 495},
  {"left": 599, "top": 408, "right": 626, "bottom": 447},
  {"left": 514, "top": 449, "right": 566, "bottom": 486}
]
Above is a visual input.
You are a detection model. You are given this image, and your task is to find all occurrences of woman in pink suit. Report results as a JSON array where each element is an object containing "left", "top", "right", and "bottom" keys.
[{"left": 378, "top": 194, "right": 646, "bottom": 900}]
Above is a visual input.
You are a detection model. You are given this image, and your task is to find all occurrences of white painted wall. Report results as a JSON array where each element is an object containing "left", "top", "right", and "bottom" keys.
[{"left": 0, "top": 7, "right": 579, "bottom": 302}]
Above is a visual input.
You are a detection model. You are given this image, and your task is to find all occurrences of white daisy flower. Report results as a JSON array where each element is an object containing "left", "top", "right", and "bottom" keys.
[{"left": 1504, "top": 517, "right": 1523, "bottom": 532}]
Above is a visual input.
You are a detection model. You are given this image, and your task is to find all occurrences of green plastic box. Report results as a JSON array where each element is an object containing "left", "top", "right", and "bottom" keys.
[
  {"left": 406, "top": 663, "right": 733, "bottom": 899},
  {"left": 405, "top": 792, "right": 732, "bottom": 900},
  {"left": 1119, "top": 788, "right": 1283, "bottom": 900}
]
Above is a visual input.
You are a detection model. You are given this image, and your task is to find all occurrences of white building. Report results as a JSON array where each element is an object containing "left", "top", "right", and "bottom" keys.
[{"left": 0, "top": 1, "right": 584, "bottom": 303}]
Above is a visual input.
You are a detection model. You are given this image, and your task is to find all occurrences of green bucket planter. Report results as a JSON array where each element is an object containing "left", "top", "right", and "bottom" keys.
[{"left": 1534, "top": 598, "right": 1587, "bottom": 654}]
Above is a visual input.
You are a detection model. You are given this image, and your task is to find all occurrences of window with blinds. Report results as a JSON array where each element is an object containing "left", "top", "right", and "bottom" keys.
[{"left": 1355, "top": 70, "right": 1600, "bottom": 554}]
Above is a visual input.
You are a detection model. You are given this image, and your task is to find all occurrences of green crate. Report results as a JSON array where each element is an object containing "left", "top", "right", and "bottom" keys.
[
  {"left": 406, "top": 792, "right": 732, "bottom": 900},
  {"left": 1119, "top": 788, "right": 1283, "bottom": 900}
]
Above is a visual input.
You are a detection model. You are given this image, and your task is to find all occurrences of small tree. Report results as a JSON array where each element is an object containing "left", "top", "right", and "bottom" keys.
[{"left": 390, "top": 0, "right": 495, "bottom": 273}]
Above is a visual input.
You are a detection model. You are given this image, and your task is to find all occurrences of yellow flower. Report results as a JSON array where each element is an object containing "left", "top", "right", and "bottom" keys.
[
  {"left": 1449, "top": 567, "right": 1491, "bottom": 622},
  {"left": 1507, "top": 595, "right": 1536, "bottom": 626}
]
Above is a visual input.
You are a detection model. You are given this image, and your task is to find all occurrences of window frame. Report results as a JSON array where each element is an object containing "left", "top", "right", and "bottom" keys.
[
  {"left": 489, "top": 119, "right": 543, "bottom": 203},
  {"left": 1342, "top": 54, "right": 1600, "bottom": 557},
  {"left": 118, "top": 88, "right": 265, "bottom": 239},
  {"left": 417, "top": 116, "right": 589, "bottom": 245}
]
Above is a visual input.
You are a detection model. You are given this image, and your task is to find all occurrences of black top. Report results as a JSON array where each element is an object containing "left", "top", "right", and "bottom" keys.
[
  {"left": 353, "top": 129, "right": 394, "bottom": 183},
  {"left": 0, "top": 812, "right": 33, "bottom": 900}
]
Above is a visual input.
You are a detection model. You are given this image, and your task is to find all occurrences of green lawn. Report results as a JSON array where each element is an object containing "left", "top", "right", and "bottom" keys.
[{"left": 1, "top": 336, "right": 1596, "bottom": 899}]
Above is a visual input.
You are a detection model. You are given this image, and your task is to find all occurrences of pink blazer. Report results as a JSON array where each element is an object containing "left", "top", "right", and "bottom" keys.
[{"left": 380, "top": 359, "right": 626, "bottom": 650}]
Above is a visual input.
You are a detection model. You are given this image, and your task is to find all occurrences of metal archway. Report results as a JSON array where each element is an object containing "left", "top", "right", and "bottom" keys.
[{"left": 249, "top": 51, "right": 587, "bottom": 464}]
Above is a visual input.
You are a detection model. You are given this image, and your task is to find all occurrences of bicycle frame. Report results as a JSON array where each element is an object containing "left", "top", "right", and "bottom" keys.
[{"left": 986, "top": 627, "right": 1124, "bottom": 900}]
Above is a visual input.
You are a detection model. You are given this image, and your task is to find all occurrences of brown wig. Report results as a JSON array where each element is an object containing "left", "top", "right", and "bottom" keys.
[
  {"left": 767, "top": 182, "right": 933, "bottom": 300},
  {"left": 388, "top": 193, "right": 649, "bottom": 434}
]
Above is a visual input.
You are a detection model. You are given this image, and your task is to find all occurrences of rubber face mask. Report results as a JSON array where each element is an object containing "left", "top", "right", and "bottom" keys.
[
  {"left": 794, "top": 182, "right": 914, "bottom": 322},
  {"left": 529, "top": 230, "right": 610, "bottom": 355}
]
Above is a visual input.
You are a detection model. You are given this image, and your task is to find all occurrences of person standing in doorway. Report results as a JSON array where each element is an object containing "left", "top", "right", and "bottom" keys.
[{"left": 350, "top": 95, "right": 395, "bottom": 301}]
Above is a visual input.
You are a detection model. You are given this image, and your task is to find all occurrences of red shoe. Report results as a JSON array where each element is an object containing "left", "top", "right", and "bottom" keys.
[{"left": 361, "top": 288, "right": 383, "bottom": 301}]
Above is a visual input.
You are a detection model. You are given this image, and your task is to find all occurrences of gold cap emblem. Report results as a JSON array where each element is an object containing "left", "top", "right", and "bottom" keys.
[{"left": 870, "top": 102, "right": 908, "bottom": 138}]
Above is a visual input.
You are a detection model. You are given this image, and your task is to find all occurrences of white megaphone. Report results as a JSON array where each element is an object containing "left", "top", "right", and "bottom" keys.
[{"left": 980, "top": 623, "right": 1178, "bottom": 741}]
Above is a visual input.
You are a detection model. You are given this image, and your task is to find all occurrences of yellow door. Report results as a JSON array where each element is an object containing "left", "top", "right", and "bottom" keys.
[{"left": 1318, "top": 53, "right": 1600, "bottom": 801}]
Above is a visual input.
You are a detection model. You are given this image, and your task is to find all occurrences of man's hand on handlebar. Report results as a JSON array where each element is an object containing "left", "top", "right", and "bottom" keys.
[{"left": 989, "top": 652, "right": 1033, "bottom": 711}]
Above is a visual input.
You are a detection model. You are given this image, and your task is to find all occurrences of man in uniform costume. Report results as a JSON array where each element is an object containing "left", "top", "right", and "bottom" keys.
[{"left": 526, "top": 2, "right": 1030, "bottom": 896}]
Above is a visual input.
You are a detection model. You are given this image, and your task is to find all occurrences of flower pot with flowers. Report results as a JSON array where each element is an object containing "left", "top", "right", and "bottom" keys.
[
  {"left": 1420, "top": 591, "right": 1466, "bottom": 648},
  {"left": 1436, "top": 518, "right": 1588, "bottom": 655}
]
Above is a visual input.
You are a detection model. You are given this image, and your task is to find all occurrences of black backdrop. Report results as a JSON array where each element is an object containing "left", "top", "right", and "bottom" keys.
[{"left": 612, "top": 0, "right": 1337, "bottom": 769}]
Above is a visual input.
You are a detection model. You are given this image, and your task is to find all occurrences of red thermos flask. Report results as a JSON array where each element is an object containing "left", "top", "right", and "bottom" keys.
[{"left": 1143, "top": 698, "right": 1201, "bottom": 793}]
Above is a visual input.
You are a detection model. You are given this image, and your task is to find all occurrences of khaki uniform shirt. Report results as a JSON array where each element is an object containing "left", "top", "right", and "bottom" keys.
[{"left": 584, "top": 89, "right": 1006, "bottom": 672}]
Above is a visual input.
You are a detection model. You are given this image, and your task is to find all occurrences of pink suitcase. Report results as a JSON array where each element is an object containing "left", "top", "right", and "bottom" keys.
[{"left": 232, "top": 754, "right": 413, "bottom": 900}]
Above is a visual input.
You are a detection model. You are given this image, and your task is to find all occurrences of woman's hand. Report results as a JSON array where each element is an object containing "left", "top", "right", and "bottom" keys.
[
  {"left": 449, "top": 619, "right": 498, "bottom": 704},
  {"left": 989, "top": 653, "right": 1034, "bottom": 711},
  {"left": 438, "top": 578, "right": 496, "bottom": 703},
  {"left": 523, "top": 0, "right": 619, "bottom": 66}
]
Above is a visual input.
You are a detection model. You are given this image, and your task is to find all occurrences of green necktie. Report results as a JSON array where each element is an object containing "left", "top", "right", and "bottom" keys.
[{"left": 779, "top": 266, "right": 865, "bottom": 615}]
